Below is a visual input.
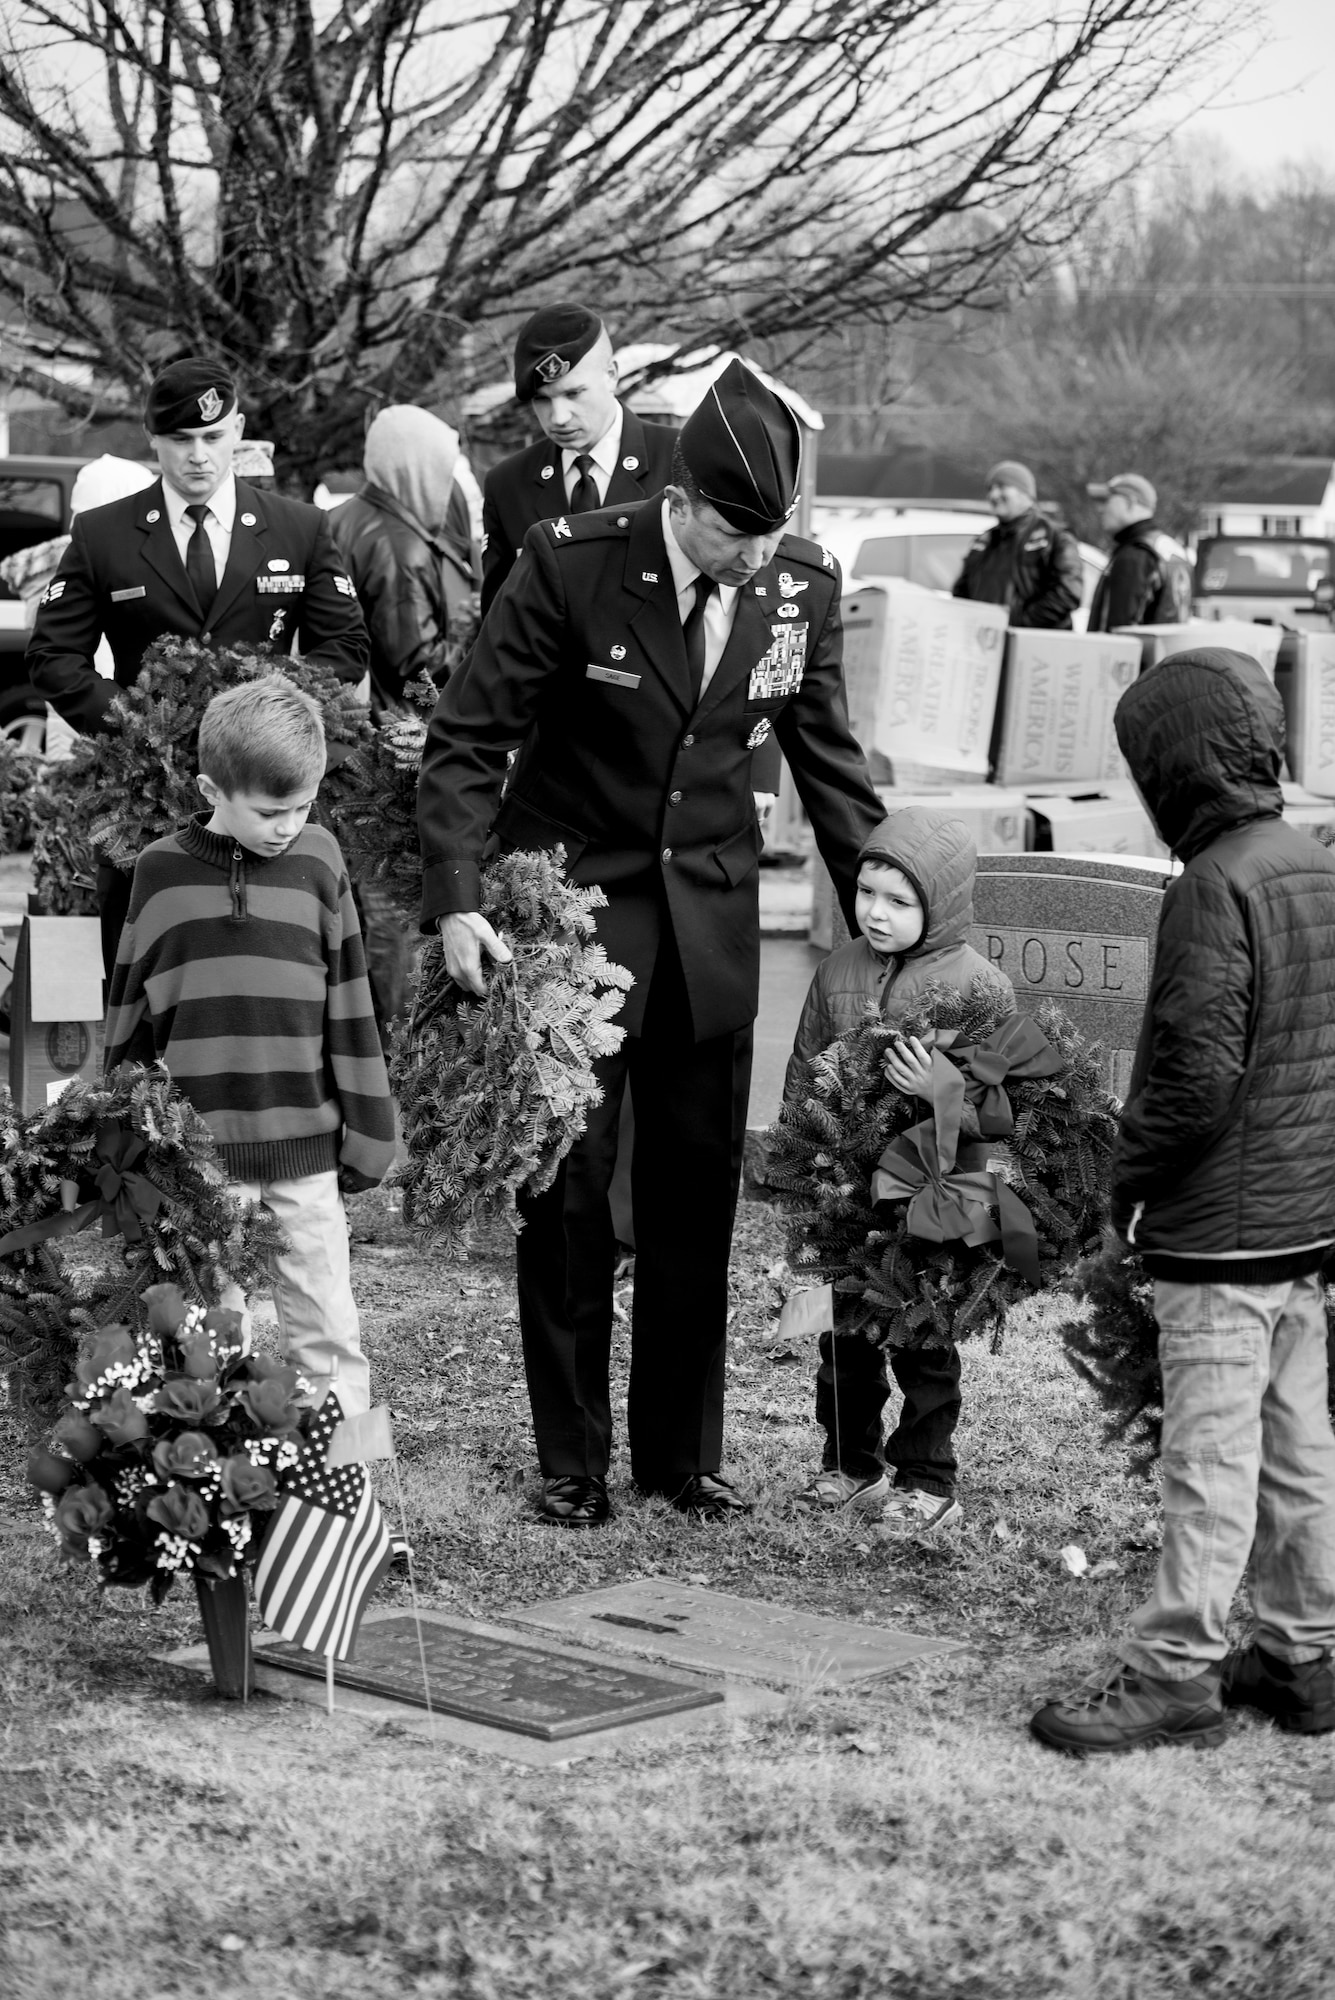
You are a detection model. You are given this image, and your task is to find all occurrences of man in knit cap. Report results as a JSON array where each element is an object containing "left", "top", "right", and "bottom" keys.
[
  {"left": 417, "top": 357, "right": 883, "bottom": 1525},
  {"left": 951, "top": 459, "right": 1083, "bottom": 628}
]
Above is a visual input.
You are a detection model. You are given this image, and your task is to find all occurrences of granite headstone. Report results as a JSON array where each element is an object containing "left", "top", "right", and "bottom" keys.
[
  {"left": 969, "top": 853, "right": 1173, "bottom": 1096},
  {"left": 507, "top": 1581, "right": 962, "bottom": 1686}
]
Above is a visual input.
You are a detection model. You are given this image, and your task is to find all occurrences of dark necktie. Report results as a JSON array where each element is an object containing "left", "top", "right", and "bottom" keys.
[
  {"left": 682, "top": 576, "right": 716, "bottom": 702},
  {"left": 185, "top": 503, "right": 217, "bottom": 619},
  {"left": 568, "top": 453, "right": 600, "bottom": 513}
]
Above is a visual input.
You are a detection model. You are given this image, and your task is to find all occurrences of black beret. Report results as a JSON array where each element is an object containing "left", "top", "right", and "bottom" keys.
[
  {"left": 678, "top": 358, "right": 802, "bottom": 533},
  {"left": 144, "top": 358, "right": 238, "bottom": 433},
  {"left": 513, "top": 303, "right": 605, "bottom": 404}
]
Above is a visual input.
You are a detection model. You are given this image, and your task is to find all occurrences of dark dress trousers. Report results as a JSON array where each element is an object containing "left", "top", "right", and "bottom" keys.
[
  {"left": 479, "top": 403, "right": 678, "bottom": 618},
  {"left": 418, "top": 500, "right": 882, "bottom": 1494},
  {"left": 25, "top": 476, "right": 371, "bottom": 969}
]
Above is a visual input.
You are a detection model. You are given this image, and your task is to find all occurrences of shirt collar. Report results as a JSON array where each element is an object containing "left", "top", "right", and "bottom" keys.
[
  {"left": 561, "top": 405, "right": 624, "bottom": 479},
  {"left": 162, "top": 471, "right": 238, "bottom": 532},
  {"left": 660, "top": 500, "right": 739, "bottom": 614}
]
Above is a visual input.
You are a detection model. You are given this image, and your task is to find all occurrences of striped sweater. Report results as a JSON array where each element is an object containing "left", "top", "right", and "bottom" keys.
[{"left": 104, "top": 815, "right": 397, "bottom": 1189}]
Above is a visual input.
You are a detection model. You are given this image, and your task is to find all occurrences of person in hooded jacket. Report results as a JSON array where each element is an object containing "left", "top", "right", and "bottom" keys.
[
  {"left": 1032, "top": 647, "right": 1335, "bottom": 1756},
  {"left": 784, "top": 808, "right": 1014, "bottom": 1534},
  {"left": 330, "top": 406, "right": 479, "bottom": 713}
]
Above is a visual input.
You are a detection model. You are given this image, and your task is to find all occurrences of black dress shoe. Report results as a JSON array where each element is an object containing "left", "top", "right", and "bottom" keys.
[
  {"left": 672, "top": 1472, "right": 753, "bottom": 1520},
  {"left": 538, "top": 1475, "right": 611, "bottom": 1527}
]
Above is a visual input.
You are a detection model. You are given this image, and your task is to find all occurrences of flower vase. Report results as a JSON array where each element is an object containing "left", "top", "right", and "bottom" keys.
[{"left": 194, "top": 1571, "right": 252, "bottom": 1699}]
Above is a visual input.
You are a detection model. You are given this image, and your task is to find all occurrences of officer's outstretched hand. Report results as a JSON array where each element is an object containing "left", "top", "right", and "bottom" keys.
[{"left": 437, "top": 912, "right": 512, "bottom": 996}]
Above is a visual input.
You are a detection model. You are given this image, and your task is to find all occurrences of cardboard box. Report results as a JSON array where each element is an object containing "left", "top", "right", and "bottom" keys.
[
  {"left": 1276, "top": 632, "right": 1335, "bottom": 796},
  {"left": 1119, "top": 620, "right": 1284, "bottom": 679},
  {"left": 841, "top": 582, "right": 1009, "bottom": 784},
  {"left": 1025, "top": 787, "right": 1167, "bottom": 860},
  {"left": 809, "top": 785, "right": 1031, "bottom": 951},
  {"left": 7, "top": 916, "right": 105, "bottom": 1112},
  {"left": 991, "top": 630, "right": 1140, "bottom": 788}
]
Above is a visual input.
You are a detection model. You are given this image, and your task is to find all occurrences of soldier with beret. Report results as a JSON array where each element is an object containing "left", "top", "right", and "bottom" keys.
[
  {"left": 479, "top": 303, "right": 678, "bottom": 619},
  {"left": 418, "top": 358, "right": 883, "bottom": 1525},
  {"left": 25, "top": 356, "right": 370, "bottom": 971}
]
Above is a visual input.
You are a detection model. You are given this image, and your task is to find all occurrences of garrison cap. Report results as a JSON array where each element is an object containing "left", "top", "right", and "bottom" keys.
[
  {"left": 513, "top": 303, "right": 605, "bottom": 403},
  {"left": 145, "top": 357, "right": 238, "bottom": 434},
  {"left": 679, "top": 358, "right": 802, "bottom": 533}
]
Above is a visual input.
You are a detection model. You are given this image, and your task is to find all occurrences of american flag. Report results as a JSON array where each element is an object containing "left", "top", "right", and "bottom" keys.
[{"left": 253, "top": 1393, "right": 391, "bottom": 1660}]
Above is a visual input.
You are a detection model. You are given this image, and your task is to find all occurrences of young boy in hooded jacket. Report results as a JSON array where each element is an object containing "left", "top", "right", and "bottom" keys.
[
  {"left": 1032, "top": 647, "right": 1335, "bottom": 1754},
  {"left": 783, "top": 807, "right": 1013, "bottom": 1534}
]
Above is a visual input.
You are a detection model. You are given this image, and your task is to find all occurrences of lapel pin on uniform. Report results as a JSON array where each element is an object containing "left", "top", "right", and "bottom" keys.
[
  {"left": 611, "top": 644, "right": 627, "bottom": 660},
  {"left": 622, "top": 455, "right": 639, "bottom": 471},
  {"left": 146, "top": 509, "right": 160, "bottom": 522},
  {"left": 541, "top": 464, "right": 555, "bottom": 480},
  {"left": 240, "top": 512, "right": 257, "bottom": 526}
]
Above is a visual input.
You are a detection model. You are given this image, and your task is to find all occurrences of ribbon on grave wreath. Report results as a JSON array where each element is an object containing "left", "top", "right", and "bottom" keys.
[
  {"left": 870, "top": 1119, "right": 1041, "bottom": 1287},
  {"left": 935, "top": 1013, "right": 1065, "bottom": 1138},
  {"left": 0, "top": 1121, "right": 164, "bottom": 1256}
]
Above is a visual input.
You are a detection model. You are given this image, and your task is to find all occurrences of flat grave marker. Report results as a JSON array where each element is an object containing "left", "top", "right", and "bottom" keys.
[
  {"left": 969, "top": 852, "right": 1173, "bottom": 1096},
  {"left": 506, "top": 1581, "right": 963, "bottom": 1686}
]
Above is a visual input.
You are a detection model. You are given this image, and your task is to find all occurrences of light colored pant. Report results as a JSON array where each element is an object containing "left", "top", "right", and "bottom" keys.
[
  {"left": 1120, "top": 1271, "right": 1335, "bottom": 1681},
  {"left": 221, "top": 1170, "right": 370, "bottom": 1417}
]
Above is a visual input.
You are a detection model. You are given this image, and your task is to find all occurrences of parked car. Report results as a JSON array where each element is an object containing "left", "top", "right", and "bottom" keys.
[
  {"left": 810, "top": 504, "right": 1106, "bottom": 626},
  {"left": 0, "top": 455, "right": 91, "bottom": 748},
  {"left": 1193, "top": 533, "right": 1335, "bottom": 630}
]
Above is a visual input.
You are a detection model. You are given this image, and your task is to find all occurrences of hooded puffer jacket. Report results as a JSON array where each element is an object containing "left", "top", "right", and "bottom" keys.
[
  {"left": 1113, "top": 647, "right": 1335, "bottom": 1272},
  {"left": 783, "top": 806, "right": 1014, "bottom": 1100}
]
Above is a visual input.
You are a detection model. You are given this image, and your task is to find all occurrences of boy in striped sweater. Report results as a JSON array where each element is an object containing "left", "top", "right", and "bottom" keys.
[{"left": 104, "top": 676, "right": 397, "bottom": 1414}]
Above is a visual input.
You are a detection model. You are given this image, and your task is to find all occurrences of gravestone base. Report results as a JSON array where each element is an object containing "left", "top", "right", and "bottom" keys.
[
  {"left": 155, "top": 1608, "right": 780, "bottom": 1766},
  {"left": 507, "top": 1581, "right": 963, "bottom": 1686}
]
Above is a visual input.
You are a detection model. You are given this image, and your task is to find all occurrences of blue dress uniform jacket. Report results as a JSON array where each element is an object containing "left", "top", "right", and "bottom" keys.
[
  {"left": 479, "top": 404, "right": 678, "bottom": 619},
  {"left": 419, "top": 500, "right": 883, "bottom": 1040},
  {"left": 26, "top": 477, "right": 370, "bottom": 734}
]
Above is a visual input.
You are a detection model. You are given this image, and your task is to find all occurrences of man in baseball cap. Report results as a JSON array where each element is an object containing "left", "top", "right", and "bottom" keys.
[
  {"left": 27, "top": 352, "right": 369, "bottom": 971},
  {"left": 479, "top": 302, "right": 678, "bottom": 616},
  {"left": 1085, "top": 471, "right": 1191, "bottom": 630},
  {"left": 417, "top": 353, "right": 882, "bottom": 1528},
  {"left": 951, "top": 458, "right": 1083, "bottom": 628}
]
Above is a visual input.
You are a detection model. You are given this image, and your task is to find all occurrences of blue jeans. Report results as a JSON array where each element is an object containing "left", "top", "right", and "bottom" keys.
[{"left": 1120, "top": 1272, "right": 1335, "bottom": 1682}]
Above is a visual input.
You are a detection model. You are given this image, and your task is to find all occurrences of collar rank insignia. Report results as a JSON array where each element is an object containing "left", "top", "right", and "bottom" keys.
[
  {"left": 822, "top": 547, "right": 835, "bottom": 569},
  {"left": 198, "top": 386, "right": 224, "bottom": 422},
  {"left": 553, "top": 517, "right": 572, "bottom": 539},
  {"left": 777, "top": 572, "right": 809, "bottom": 595},
  {"left": 746, "top": 717, "right": 773, "bottom": 751}
]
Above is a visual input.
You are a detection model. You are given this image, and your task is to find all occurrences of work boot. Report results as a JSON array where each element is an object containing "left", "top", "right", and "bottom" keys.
[
  {"left": 1221, "top": 1644, "right": 1335, "bottom": 1734},
  {"left": 1030, "top": 1662, "right": 1226, "bottom": 1755}
]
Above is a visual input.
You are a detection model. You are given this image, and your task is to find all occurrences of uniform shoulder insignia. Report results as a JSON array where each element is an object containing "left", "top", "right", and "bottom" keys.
[
  {"left": 772, "top": 530, "right": 829, "bottom": 573},
  {"left": 542, "top": 511, "right": 631, "bottom": 549}
]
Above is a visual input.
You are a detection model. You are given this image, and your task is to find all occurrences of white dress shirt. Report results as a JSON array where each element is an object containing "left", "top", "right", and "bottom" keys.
[
  {"left": 162, "top": 472, "right": 237, "bottom": 589},
  {"left": 562, "top": 407, "right": 625, "bottom": 509},
  {"left": 661, "top": 500, "right": 738, "bottom": 696}
]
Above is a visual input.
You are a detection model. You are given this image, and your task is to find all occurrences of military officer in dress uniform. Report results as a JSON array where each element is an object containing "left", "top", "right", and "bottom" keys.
[
  {"left": 25, "top": 356, "right": 370, "bottom": 972},
  {"left": 479, "top": 303, "right": 678, "bottom": 619},
  {"left": 418, "top": 359, "right": 883, "bottom": 1525}
]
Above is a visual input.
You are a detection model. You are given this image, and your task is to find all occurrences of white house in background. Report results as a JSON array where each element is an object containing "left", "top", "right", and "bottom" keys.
[{"left": 1200, "top": 458, "right": 1335, "bottom": 540}]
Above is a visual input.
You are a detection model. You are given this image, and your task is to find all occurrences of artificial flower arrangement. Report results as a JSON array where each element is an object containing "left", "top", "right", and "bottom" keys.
[{"left": 26, "top": 1281, "right": 310, "bottom": 1599}]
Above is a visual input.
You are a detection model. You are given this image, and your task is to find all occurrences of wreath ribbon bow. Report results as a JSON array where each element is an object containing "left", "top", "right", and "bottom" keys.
[
  {"left": 944, "top": 1015, "right": 1065, "bottom": 1137},
  {"left": 0, "top": 1121, "right": 163, "bottom": 1255},
  {"left": 871, "top": 1121, "right": 1041, "bottom": 1287}
]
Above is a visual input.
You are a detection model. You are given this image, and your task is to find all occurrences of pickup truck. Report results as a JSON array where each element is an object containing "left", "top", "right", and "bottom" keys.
[
  {"left": 0, "top": 454, "right": 89, "bottom": 748},
  {"left": 1194, "top": 533, "right": 1335, "bottom": 630}
]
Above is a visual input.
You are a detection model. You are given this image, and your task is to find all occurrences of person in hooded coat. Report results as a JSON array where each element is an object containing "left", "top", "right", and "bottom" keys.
[
  {"left": 330, "top": 406, "right": 478, "bottom": 713},
  {"left": 1032, "top": 647, "right": 1335, "bottom": 1755},
  {"left": 784, "top": 807, "right": 1014, "bottom": 1534}
]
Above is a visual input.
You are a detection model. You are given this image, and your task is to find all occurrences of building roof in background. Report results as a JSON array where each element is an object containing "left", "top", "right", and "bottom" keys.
[
  {"left": 1209, "top": 457, "right": 1334, "bottom": 507},
  {"left": 815, "top": 448, "right": 986, "bottom": 504}
]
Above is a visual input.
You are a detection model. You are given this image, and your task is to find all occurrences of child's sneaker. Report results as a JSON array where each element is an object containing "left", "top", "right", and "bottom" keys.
[
  {"left": 877, "top": 1488, "right": 963, "bottom": 1536},
  {"left": 796, "top": 1468, "right": 891, "bottom": 1514}
]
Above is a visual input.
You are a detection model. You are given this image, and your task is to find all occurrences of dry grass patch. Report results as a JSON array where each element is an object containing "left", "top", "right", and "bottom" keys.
[{"left": 5, "top": 1198, "right": 1335, "bottom": 1998}]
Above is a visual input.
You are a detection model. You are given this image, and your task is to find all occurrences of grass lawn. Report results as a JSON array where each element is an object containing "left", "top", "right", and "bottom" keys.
[{"left": 5, "top": 1197, "right": 1335, "bottom": 1999}]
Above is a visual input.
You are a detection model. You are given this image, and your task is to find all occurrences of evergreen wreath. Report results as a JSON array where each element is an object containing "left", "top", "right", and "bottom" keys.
[
  {"left": 0, "top": 737, "right": 40, "bottom": 855},
  {"left": 325, "top": 673, "right": 436, "bottom": 925},
  {"left": 391, "top": 846, "right": 632, "bottom": 1236},
  {"left": 24, "top": 636, "right": 373, "bottom": 914},
  {"left": 767, "top": 984, "right": 1117, "bottom": 1351},
  {"left": 1, "top": 1064, "right": 285, "bottom": 1429}
]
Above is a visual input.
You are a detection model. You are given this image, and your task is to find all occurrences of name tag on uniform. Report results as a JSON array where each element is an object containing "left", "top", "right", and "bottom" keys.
[
  {"left": 256, "top": 574, "right": 305, "bottom": 594},
  {"left": 587, "top": 663, "right": 641, "bottom": 690},
  {"left": 110, "top": 585, "right": 147, "bottom": 602}
]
